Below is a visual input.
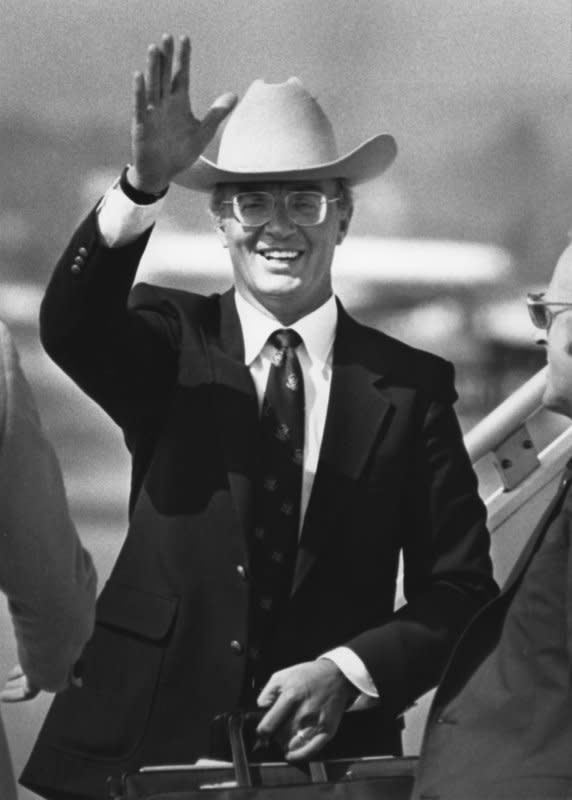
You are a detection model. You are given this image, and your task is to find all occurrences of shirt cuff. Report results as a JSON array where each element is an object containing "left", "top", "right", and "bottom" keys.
[
  {"left": 96, "top": 176, "right": 165, "bottom": 247},
  {"left": 320, "top": 646, "right": 379, "bottom": 709}
]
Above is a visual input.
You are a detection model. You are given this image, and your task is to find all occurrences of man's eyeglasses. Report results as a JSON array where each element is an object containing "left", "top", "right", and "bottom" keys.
[
  {"left": 222, "top": 191, "right": 340, "bottom": 228},
  {"left": 527, "top": 292, "right": 572, "bottom": 330}
]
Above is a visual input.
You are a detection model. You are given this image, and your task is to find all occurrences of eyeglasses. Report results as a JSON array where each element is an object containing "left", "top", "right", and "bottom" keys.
[
  {"left": 222, "top": 191, "right": 340, "bottom": 227},
  {"left": 527, "top": 292, "right": 572, "bottom": 330}
]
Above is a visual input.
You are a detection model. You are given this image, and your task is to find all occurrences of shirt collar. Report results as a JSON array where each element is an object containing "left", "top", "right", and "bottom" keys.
[{"left": 234, "top": 289, "right": 337, "bottom": 367}]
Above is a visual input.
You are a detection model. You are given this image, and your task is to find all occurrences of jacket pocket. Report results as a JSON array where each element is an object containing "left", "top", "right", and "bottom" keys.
[
  {"left": 96, "top": 582, "right": 177, "bottom": 640},
  {"left": 44, "top": 583, "right": 178, "bottom": 762},
  {"left": 86, "top": 582, "right": 178, "bottom": 695}
]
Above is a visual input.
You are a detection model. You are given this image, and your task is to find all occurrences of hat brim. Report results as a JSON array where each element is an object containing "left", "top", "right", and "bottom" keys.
[{"left": 174, "top": 133, "right": 397, "bottom": 192}]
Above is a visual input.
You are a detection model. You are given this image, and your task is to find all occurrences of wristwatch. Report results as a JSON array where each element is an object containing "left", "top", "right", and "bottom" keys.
[{"left": 119, "top": 165, "right": 169, "bottom": 205}]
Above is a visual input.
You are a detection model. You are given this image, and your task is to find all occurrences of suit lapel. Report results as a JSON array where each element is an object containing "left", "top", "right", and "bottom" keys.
[
  {"left": 501, "top": 465, "right": 572, "bottom": 596},
  {"left": 195, "top": 294, "right": 392, "bottom": 591},
  {"left": 204, "top": 290, "right": 259, "bottom": 555},
  {"left": 292, "top": 307, "right": 392, "bottom": 595}
]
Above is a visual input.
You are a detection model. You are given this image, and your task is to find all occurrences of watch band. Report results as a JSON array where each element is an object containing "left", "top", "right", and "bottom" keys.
[{"left": 119, "top": 165, "right": 169, "bottom": 205}]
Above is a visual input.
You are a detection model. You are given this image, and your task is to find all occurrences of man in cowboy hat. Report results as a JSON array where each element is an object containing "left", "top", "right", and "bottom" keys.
[{"left": 22, "top": 34, "right": 496, "bottom": 799}]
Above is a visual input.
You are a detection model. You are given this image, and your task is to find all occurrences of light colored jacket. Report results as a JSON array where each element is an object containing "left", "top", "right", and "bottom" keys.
[{"left": 0, "top": 320, "right": 96, "bottom": 799}]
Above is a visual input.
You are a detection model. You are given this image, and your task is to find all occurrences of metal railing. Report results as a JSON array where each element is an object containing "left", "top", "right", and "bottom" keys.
[{"left": 465, "top": 367, "right": 547, "bottom": 464}]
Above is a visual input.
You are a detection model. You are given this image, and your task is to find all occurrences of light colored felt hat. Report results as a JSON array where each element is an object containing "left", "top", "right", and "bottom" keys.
[{"left": 175, "top": 77, "right": 397, "bottom": 192}]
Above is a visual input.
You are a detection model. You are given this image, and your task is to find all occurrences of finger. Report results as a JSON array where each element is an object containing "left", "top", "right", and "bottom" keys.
[
  {"left": 6, "top": 664, "right": 24, "bottom": 680},
  {"left": 133, "top": 71, "right": 146, "bottom": 125},
  {"left": 198, "top": 92, "right": 238, "bottom": 146},
  {"left": 159, "top": 33, "right": 174, "bottom": 97},
  {"left": 3, "top": 677, "right": 26, "bottom": 692},
  {"left": 256, "top": 673, "right": 281, "bottom": 709},
  {"left": 1, "top": 687, "right": 28, "bottom": 703},
  {"left": 2, "top": 690, "right": 38, "bottom": 703},
  {"left": 145, "top": 44, "right": 162, "bottom": 107},
  {"left": 5, "top": 673, "right": 28, "bottom": 690},
  {"left": 256, "top": 690, "right": 298, "bottom": 738},
  {"left": 1, "top": 676, "right": 38, "bottom": 703},
  {"left": 172, "top": 35, "right": 191, "bottom": 94},
  {"left": 285, "top": 730, "right": 330, "bottom": 762},
  {"left": 1, "top": 681, "right": 27, "bottom": 701}
]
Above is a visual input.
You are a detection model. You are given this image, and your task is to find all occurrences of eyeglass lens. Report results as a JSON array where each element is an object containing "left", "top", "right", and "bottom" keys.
[
  {"left": 234, "top": 192, "right": 326, "bottom": 226},
  {"left": 528, "top": 303, "right": 550, "bottom": 329},
  {"left": 526, "top": 296, "right": 572, "bottom": 330}
]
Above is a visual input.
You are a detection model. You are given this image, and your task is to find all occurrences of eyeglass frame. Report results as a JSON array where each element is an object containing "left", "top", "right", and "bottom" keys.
[
  {"left": 220, "top": 190, "right": 342, "bottom": 228},
  {"left": 527, "top": 291, "right": 572, "bottom": 330}
]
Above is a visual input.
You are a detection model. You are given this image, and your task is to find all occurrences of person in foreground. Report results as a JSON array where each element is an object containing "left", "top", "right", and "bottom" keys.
[
  {"left": 0, "top": 320, "right": 96, "bottom": 800},
  {"left": 22, "top": 34, "right": 497, "bottom": 800},
  {"left": 412, "top": 242, "right": 572, "bottom": 800}
]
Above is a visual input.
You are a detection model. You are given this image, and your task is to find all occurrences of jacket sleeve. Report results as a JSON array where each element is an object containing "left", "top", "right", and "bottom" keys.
[
  {"left": 39, "top": 205, "right": 180, "bottom": 436},
  {"left": 0, "top": 323, "right": 97, "bottom": 692},
  {"left": 347, "top": 360, "right": 498, "bottom": 715}
]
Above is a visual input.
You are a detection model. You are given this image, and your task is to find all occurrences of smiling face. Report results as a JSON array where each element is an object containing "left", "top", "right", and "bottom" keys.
[{"left": 213, "top": 179, "right": 352, "bottom": 324}]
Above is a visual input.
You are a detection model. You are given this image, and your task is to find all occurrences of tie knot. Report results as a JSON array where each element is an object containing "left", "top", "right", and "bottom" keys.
[{"left": 269, "top": 329, "right": 302, "bottom": 351}]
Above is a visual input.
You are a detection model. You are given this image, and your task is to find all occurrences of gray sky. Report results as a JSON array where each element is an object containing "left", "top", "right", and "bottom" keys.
[{"left": 1, "top": 0, "right": 570, "bottom": 142}]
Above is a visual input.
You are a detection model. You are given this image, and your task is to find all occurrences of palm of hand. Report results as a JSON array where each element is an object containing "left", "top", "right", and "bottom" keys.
[
  {"left": 130, "top": 34, "right": 236, "bottom": 193},
  {"left": 132, "top": 93, "right": 203, "bottom": 187}
]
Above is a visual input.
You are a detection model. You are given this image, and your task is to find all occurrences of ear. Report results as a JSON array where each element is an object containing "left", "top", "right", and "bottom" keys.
[
  {"left": 336, "top": 207, "right": 352, "bottom": 245},
  {"left": 214, "top": 218, "right": 229, "bottom": 248}
]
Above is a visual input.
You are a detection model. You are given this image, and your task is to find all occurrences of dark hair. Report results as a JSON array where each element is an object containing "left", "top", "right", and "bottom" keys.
[{"left": 337, "top": 179, "right": 354, "bottom": 217}]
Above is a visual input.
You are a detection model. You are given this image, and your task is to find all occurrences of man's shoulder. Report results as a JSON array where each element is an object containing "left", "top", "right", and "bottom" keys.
[
  {"left": 128, "top": 282, "right": 223, "bottom": 321},
  {"left": 341, "top": 309, "right": 455, "bottom": 397}
]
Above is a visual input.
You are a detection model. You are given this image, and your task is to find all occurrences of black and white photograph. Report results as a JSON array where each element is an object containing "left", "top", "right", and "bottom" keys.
[{"left": 0, "top": 2, "right": 571, "bottom": 798}]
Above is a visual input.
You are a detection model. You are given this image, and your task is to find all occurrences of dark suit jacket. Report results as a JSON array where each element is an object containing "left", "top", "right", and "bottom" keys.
[
  {"left": 22, "top": 208, "right": 496, "bottom": 800},
  {"left": 412, "top": 463, "right": 572, "bottom": 800}
]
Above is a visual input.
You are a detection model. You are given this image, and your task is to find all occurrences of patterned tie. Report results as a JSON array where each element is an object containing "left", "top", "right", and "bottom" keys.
[{"left": 245, "top": 329, "right": 305, "bottom": 696}]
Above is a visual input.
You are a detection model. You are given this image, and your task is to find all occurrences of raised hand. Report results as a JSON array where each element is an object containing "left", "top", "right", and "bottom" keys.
[{"left": 128, "top": 34, "right": 237, "bottom": 194}]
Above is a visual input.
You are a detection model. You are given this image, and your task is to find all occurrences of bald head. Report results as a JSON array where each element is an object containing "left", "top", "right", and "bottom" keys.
[
  {"left": 542, "top": 241, "right": 572, "bottom": 417},
  {"left": 545, "top": 243, "right": 572, "bottom": 302}
]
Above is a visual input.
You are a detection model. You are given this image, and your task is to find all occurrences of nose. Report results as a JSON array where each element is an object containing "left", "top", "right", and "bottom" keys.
[{"left": 263, "top": 197, "right": 296, "bottom": 237}]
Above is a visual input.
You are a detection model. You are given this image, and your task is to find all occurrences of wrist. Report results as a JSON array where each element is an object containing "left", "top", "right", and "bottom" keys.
[{"left": 121, "top": 165, "right": 169, "bottom": 204}]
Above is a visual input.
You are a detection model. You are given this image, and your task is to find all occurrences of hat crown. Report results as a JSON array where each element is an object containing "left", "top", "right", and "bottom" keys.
[
  {"left": 217, "top": 77, "right": 339, "bottom": 173},
  {"left": 176, "top": 76, "right": 397, "bottom": 191}
]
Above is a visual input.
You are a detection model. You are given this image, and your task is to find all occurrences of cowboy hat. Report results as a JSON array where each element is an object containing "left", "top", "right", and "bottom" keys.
[{"left": 175, "top": 77, "right": 397, "bottom": 192}]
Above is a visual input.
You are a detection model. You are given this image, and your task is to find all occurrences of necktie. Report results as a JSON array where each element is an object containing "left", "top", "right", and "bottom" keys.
[{"left": 246, "top": 329, "right": 305, "bottom": 695}]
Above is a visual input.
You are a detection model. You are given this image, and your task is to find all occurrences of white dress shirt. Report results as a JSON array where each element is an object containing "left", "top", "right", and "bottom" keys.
[
  {"left": 96, "top": 179, "right": 379, "bottom": 702},
  {"left": 234, "top": 289, "right": 335, "bottom": 533}
]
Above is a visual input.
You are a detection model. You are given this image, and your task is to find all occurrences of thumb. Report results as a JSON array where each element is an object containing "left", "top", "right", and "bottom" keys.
[{"left": 200, "top": 92, "right": 238, "bottom": 142}]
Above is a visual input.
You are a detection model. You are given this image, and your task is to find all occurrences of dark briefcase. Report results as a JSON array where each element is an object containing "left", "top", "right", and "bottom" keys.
[{"left": 110, "top": 712, "right": 417, "bottom": 799}]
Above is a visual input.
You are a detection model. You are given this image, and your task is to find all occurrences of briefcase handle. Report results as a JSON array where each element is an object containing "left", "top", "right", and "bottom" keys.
[{"left": 225, "top": 711, "right": 328, "bottom": 787}]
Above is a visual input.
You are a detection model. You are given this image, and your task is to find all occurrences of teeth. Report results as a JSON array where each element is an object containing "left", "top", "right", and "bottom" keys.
[{"left": 262, "top": 250, "right": 300, "bottom": 260}]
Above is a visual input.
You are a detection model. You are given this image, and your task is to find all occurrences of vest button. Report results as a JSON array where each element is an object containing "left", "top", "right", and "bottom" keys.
[
  {"left": 230, "top": 640, "right": 243, "bottom": 655},
  {"left": 236, "top": 564, "right": 247, "bottom": 581}
]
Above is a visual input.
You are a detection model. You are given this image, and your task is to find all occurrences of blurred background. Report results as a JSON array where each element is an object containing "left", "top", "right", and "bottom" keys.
[{"left": 0, "top": 1, "right": 570, "bottom": 795}]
